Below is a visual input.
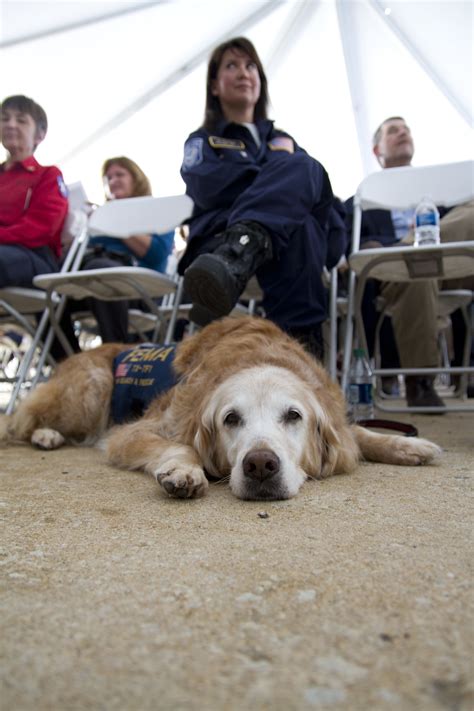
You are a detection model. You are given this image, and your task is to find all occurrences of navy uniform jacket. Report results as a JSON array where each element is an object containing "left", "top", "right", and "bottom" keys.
[{"left": 179, "top": 119, "right": 347, "bottom": 330}]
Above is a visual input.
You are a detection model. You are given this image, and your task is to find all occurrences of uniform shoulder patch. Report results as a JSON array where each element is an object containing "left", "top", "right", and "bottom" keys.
[
  {"left": 209, "top": 136, "right": 245, "bottom": 150},
  {"left": 268, "top": 136, "right": 294, "bottom": 153},
  {"left": 182, "top": 137, "right": 204, "bottom": 171},
  {"left": 56, "top": 174, "right": 69, "bottom": 198}
]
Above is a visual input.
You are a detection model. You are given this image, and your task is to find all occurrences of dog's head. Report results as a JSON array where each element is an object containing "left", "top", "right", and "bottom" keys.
[{"left": 193, "top": 365, "right": 357, "bottom": 500}]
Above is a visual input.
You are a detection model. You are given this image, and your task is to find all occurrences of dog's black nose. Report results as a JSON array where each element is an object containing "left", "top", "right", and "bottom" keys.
[{"left": 242, "top": 449, "right": 281, "bottom": 481}]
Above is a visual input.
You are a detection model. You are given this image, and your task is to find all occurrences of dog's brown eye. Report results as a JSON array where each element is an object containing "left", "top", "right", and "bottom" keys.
[
  {"left": 284, "top": 408, "right": 302, "bottom": 423},
  {"left": 224, "top": 410, "right": 242, "bottom": 427}
]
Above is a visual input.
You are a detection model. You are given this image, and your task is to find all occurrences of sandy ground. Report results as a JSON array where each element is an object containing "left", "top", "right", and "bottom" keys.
[{"left": 1, "top": 410, "right": 473, "bottom": 711}]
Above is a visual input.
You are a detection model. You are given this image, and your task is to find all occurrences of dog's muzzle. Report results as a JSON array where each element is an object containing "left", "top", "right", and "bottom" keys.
[
  {"left": 242, "top": 449, "right": 281, "bottom": 482},
  {"left": 239, "top": 448, "right": 289, "bottom": 500}
]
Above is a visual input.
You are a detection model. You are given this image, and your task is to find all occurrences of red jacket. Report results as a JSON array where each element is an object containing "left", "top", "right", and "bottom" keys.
[{"left": 0, "top": 155, "right": 69, "bottom": 258}]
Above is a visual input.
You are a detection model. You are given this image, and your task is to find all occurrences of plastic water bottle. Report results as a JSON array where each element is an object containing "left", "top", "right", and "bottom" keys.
[
  {"left": 414, "top": 196, "right": 440, "bottom": 246},
  {"left": 347, "top": 348, "right": 374, "bottom": 421}
]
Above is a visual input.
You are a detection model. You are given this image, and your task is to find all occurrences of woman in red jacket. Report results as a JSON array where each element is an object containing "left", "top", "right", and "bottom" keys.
[{"left": 0, "top": 94, "right": 68, "bottom": 287}]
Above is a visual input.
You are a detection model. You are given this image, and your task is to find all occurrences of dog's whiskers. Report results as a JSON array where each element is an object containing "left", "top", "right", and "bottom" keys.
[{"left": 213, "top": 475, "right": 231, "bottom": 485}]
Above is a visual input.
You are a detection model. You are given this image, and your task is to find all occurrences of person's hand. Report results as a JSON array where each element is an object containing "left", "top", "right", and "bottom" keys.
[{"left": 124, "top": 233, "right": 152, "bottom": 258}]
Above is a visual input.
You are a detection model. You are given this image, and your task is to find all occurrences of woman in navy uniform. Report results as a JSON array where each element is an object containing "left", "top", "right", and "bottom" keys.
[{"left": 179, "top": 37, "right": 346, "bottom": 357}]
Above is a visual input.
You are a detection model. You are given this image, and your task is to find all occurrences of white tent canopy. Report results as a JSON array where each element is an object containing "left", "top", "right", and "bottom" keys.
[{"left": 1, "top": 0, "right": 473, "bottom": 204}]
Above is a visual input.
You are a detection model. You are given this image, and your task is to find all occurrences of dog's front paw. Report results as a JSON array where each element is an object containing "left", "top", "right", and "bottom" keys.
[
  {"left": 31, "top": 428, "right": 65, "bottom": 450},
  {"left": 154, "top": 462, "right": 209, "bottom": 499},
  {"left": 390, "top": 436, "right": 442, "bottom": 466}
]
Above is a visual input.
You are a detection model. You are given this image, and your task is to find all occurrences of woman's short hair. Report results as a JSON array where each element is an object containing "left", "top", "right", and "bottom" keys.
[
  {"left": 1, "top": 95, "right": 48, "bottom": 135},
  {"left": 203, "top": 36, "right": 269, "bottom": 132},
  {"left": 101, "top": 156, "right": 152, "bottom": 198}
]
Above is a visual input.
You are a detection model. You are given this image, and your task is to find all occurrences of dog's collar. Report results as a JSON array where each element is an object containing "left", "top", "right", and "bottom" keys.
[{"left": 356, "top": 418, "right": 418, "bottom": 437}]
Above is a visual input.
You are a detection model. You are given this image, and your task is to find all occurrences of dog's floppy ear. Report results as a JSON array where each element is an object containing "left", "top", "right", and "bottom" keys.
[
  {"left": 193, "top": 400, "right": 221, "bottom": 478},
  {"left": 302, "top": 394, "right": 359, "bottom": 479},
  {"left": 318, "top": 408, "right": 359, "bottom": 478}
]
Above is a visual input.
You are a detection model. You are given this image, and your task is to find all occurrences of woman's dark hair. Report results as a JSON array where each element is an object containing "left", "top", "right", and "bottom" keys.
[
  {"left": 1, "top": 95, "right": 48, "bottom": 135},
  {"left": 203, "top": 37, "right": 269, "bottom": 132}
]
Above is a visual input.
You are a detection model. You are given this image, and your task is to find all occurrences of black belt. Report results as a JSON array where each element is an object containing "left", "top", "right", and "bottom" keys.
[{"left": 84, "top": 246, "right": 134, "bottom": 267}]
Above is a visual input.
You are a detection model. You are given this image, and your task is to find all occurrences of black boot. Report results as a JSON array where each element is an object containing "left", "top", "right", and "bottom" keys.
[
  {"left": 405, "top": 376, "right": 445, "bottom": 411},
  {"left": 184, "top": 221, "right": 272, "bottom": 326}
]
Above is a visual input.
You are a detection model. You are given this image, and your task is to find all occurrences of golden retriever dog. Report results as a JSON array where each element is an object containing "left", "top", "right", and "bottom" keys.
[{"left": 0, "top": 317, "right": 441, "bottom": 500}]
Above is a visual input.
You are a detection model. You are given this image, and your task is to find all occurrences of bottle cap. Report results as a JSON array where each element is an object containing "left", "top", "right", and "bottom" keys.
[{"left": 353, "top": 348, "right": 366, "bottom": 357}]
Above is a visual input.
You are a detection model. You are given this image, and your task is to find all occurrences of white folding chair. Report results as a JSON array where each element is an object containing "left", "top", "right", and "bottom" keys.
[
  {"left": 342, "top": 160, "right": 474, "bottom": 413},
  {"left": 34, "top": 195, "right": 193, "bottom": 355},
  {"left": 326, "top": 264, "right": 350, "bottom": 382},
  {"left": 0, "top": 207, "right": 89, "bottom": 414}
]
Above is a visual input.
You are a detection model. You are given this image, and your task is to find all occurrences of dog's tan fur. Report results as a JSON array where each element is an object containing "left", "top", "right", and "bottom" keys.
[{"left": 0, "top": 317, "right": 441, "bottom": 500}]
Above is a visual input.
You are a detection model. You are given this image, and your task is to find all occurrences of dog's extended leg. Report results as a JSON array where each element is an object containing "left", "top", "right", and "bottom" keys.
[
  {"left": 0, "top": 379, "right": 70, "bottom": 448},
  {"left": 352, "top": 424, "right": 442, "bottom": 466},
  {"left": 1, "top": 372, "right": 113, "bottom": 449},
  {"left": 106, "top": 420, "right": 209, "bottom": 499},
  {"left": 0, "top": 345, "right": 121, "bottom": 449}
]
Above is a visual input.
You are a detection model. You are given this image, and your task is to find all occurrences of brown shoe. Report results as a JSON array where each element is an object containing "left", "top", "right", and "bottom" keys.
[{"left": 405, "top": 376, "right": 445, "bottom": 411}]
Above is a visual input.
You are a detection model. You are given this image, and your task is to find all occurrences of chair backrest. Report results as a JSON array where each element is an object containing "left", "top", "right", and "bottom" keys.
[
  {"left": 357, "top": 160, "right": 474, "bottom": 211},
  {"left": 88, "top": 194, "right": 194, "bottom": 238},
  {"left": 67, "top": 181, "right": 90, "bottom": 211}
]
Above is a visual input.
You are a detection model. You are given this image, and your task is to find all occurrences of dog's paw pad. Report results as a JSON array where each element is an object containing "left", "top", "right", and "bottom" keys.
[
  {"left": 393, "top": 438, "right": 442, "bottom": 466},
  {"left": 155, "top": 465, "right": 208, "bottom": 499},
  {"left": 162, "top": 479, "right": 191, "bottom": 498},
  {"left": 31, "top": 428, "right": 65, "bottom": 450}
]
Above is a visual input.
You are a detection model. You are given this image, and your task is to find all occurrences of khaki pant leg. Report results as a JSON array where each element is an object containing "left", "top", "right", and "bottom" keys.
[
  {"left": 380, "top": 280, "right": 439, "bottom": 368},
  {"left": 440, "top": 199, "right": 474, "bottom": 290},
  {"left": 440, "top": 199, "right": 474, "bottom": 243}
]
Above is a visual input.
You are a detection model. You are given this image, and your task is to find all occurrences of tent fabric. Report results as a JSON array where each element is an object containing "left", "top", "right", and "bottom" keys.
[{"left": 1, "top": 0, "right": 473, "bottom": 204}]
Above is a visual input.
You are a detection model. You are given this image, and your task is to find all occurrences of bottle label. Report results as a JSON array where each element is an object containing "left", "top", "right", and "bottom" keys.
[
  {"left": 416, "top": 212, "right": 437, "bottom": 227},
  {"left": 348, "top": 383, "right": 372, "bottom": 405}
]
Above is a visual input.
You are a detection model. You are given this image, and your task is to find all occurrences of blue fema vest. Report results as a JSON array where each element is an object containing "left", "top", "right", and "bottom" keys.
[{"left": 111, "top": 343, "right": 178, "bottom": 424}]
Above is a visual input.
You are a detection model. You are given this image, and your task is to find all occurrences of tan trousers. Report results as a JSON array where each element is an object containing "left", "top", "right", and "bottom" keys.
[
  {"left": 380, "top": 280, "right": 439, "bottom": 368},
  {"left": 376, "top": 200, "right": 474, "bottom": 368},
  {"left": 440, "top": 199, "right": 474, "bottom": 290},
  {"left": 441, "top": 199, "right": 474, "bottom": 243}
]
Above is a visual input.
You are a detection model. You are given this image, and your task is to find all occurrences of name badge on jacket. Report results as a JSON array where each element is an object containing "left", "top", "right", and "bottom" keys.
[{"left": 208, "top": 136, "right": 246, "bottom": 150}]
